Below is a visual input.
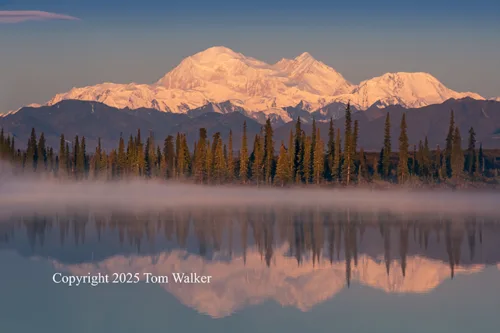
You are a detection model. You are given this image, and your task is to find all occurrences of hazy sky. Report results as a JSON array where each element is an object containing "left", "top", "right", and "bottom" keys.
[{"left": 1, "top": 0, "right": 499, "bottom": 113}]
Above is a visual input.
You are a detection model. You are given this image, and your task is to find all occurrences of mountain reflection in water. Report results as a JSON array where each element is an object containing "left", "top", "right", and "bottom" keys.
[{"left": 0, "top": 207, "right": 499, "bottom": 318}]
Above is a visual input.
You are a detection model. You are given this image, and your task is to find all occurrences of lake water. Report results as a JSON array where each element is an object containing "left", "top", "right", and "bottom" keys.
[{"left": 1, "top": 206, "right": 499, "bottom": 333}]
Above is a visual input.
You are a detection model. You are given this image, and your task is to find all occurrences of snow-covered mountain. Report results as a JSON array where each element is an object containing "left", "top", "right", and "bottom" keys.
[
  {"left": 46, "top": 46, "right": 483, "bottom": 120},
  {"left": 52, "top": 245, "right": 484, "bottom": 318}
]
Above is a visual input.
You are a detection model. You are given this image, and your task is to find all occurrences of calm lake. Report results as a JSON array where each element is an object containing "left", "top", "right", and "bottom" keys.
[{"left": 1, "top": 206, "right": 499, "bottom": 333}]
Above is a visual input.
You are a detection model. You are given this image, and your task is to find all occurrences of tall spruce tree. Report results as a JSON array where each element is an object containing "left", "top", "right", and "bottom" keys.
[
  {"left": 59, "top": 134, "right": 66, "bottom": 176},
  {"left": 263, "top": 118, "right": 274, "bottom": 184},
  {"left": 26, "top": 128, "right": 38, "bottom": 172},
  {"left": 176, "top": 133, "right": 185, "bottom": 178},
  {"left": 293, "top": 117, "right": 303, "bottom": 180},
  {"left": 382, "top": 112, "right": 391, "bottom": 179},
  {"left": 73, "top": 136, "right": 80, "bottom": 178},
  {"left": 313, "top": 128, "right": 324, "bottom": 185},
  {"left": 333, "top": 128, "right": 342, "bottom": 182},
  {"left": 352, "top": 119, "right": 359, "bottom": 169},
  {"left": 164, "top": 135, "right": 175, "bottom": 179},
  {"left": 251, "top": 134, "right": 263, "bottom": 185},
  {"left": 94, "top": 138, "right": 103, "bottom": 179},
  {"left": 327, "top": 118, "right": 335, "bottom": 180},
  {"left": 239, "top": 122, "right": 249, "bottom": 183},
  {"left": 342, "top": 103, "right": 353, "bottom": 185},
  {"left": 358, "top": 148, "right": 368, "bottom": 182},
  {"left": 275, "top": 142, "right": 289, "bottom": 186},
  {"left": 451, "top": 126, "right": 464, "bottom": 180},
  {"left": 303, "top": 134, "right": 312, "bottom": 184},
  {"left": 466, "top": 127, "right": 476, "bottom": 177},
  {"left": 445, "top": 110, "right": 455, "bottom": 178},
  {"left": 38, "top": 132, "right": 47, "bottom": 171},
  {"left": 213, "top": 132, "right": 226, "bottom": 184},
  {"left": 227, "top": 130, "right": 235, "bottom": 182},
  {"left": 117, "top": 135, "right": 126, "bottom": 178},
  {"left": 397, "top": 113, "right": 409, "bottom": 183},
  {"left": 126, "top": 135, "right": 136, "bottom": 174},
  {"left": 478, "top": 143, "right": 484, "bottom": 176},
  {"left": 195, "top": 128, "right": 208, "bottom": 182},
  {"left": 144, "top": 137, "right": 151, "bottom": 178},
  {"left": 205, "top": 139, "right": 213, "bottom": 182},
  {"left": 79, "top": 136, "right": 87, "bottom": 178},
  {"left": 422, "top": 137, "right": 431, "bottom": 180},
  {"left": 434, "top": 144, "right": 443, "bottom": 182}
]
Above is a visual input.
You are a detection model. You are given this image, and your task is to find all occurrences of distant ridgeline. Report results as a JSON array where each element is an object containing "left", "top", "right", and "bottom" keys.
[{"left": 0, "top": 104, "right": 499, "bottom": 186}]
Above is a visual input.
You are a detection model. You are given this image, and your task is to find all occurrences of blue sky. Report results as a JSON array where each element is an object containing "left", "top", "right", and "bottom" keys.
[{"left": 1, "top": 0, "right": 499, "bottom": 112}]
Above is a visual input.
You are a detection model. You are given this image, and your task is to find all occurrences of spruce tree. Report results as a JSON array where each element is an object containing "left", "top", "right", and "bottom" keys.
[
  {"left": 144, "top": 137, "right": 151, "bottom": 178},
  {"left": 176, "top": 133, "right": 185, "bottom": 179},
  {"left": 313, "top": 128, "right": 324, "bottom": 185},
  {"left": 397, "top": 113, "right": 409, "bottom": 183},
  {"left": 333, "top": 128, "right": 342, "bottom": 182},
  {"left": 59, "top": 134, "right": 66, "bottom": 177},
  {"left": 251, "top": 134, "right": 263, "bottom": 185},
  {"left": 263, "top": 118, "right": 274, "bottom": 184},
  {"left": 275, "top": 142, "right": 289, "bottom": 186},
  {"left": 181, "top": 134, "right": 191, "bottom": 176},
  {"left": 423, "top": 137, "right": 431, "bottom": 180},
  {"left": 310, "top": 118, "right": 317, "bottom": 180},
  {"left": 164, "top": 135, "right": 175, "bottom": 179},
  {"left": 382, "top": 112, "right": 391, "bottom": 179},
  {"left": 342, "top": 103, "right": 353, "bottom": 185},
  {"left": 352, "top": 120, "right": 359, "bottom": 179},
  {"left": 195, "top": 128, "right": 207, "bottom": 182},
  {"left": 466, "top": 127, "right": 476, "bottom": 177},
  {"left": 445, "top": 110, "right": 455, "bottom": 178},
  {"left": 451, "top": 126, "right": 464, "bottom": 180},
  {"left": 65, "top": 142, "right": 71, "bottom": 176},
  {"left": 288, "top": 129, "right": 295, "bottom": 178},
  {"left": 293, "top": 117, "right": 303, "bottom": 180},
  {"left": 73, "top": 136, "right": 79, "bottom": 178},
  {"left": 48, "top": 147, "right": 54, "bottom": 175},
  {"left": 38, "top": 132, "right": 47, "bottom": 171},
  {"left": 358, "top": 148, "right": 368, "bottom": 182},
  {"left": 126, "top": 135, "right": 136, "bottom": 175},
  {"left": 157, "top": 145, "right": 164, "bottom": 177},
  {"left": 79, "top": 136, "right": 87, "bottom": 178},
  {"left": 327, "top": 118, "right": 335, "bottom": 181},
  {"left": 434, "top": 145, "right": 442, "bottom": 182},
  {"left": 26, "top": 128, "right": 38, "bottom": 172},
  {"left": 205, "top": 139, "right": 213, "bottom": 182},
  {"left": 136, "top": 129, "right": 145, "bottom": 176},
  {"left": 117, "top": 135, "right": 126, "bottom": 178},
  {"left": 94, "top": 138, "right": 103, "bottom": 179},
  {"left": 227, "top": 130, "right": 235, "bottom": 182},
  {"left": 303, "top": 134, "right": 312, "bottom": 184},
  {"left": 238, "top": 121, "right": 249, "bottom": 183},
  {"left": 213, "top": 132, "right": 226, "bottom": 184},
  {"left": 478, "top": 143, "right": 484, "bottom": 177}
]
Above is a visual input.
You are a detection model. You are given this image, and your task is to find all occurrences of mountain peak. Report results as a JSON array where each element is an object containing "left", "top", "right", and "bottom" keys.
[
  {"left": 295, "top": 52, "right": 315, "bottom": 62},
  {"left": 190, "top": 46, "right": 243, "bottom": 63}
]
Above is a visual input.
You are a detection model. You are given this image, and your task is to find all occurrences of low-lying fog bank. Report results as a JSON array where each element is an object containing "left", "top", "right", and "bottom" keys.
[{"left": 1, "top": 178, "right": 500, "bottom": 218}]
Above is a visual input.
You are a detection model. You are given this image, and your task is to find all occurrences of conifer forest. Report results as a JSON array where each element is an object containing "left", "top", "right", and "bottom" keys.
[{"left": 1, "top": 105, "right": 499, "bottom": 187}]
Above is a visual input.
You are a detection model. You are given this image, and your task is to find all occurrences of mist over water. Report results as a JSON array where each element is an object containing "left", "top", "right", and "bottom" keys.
[{"left": 1, "top": 175, "right": 500, "bottom": 217}]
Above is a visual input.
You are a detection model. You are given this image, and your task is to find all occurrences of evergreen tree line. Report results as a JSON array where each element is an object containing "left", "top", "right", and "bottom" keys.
[{"left": 0, "top": 106, "right": 498, "bottom": 185}]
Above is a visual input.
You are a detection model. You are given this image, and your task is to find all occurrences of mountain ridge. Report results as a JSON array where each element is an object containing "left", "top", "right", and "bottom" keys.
[{"left": 40, "top": 46, "right": 483, "bottom": 122}]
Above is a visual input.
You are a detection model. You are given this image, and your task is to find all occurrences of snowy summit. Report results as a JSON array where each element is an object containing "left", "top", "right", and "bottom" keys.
[{"left": 46, "top": 46, "right": 484, "bottom": 118}]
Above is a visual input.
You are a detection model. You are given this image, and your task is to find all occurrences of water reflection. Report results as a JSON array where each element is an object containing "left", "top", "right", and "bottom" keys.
[{"left": 0, "top": 207, "right": 499, "bottom": 318}]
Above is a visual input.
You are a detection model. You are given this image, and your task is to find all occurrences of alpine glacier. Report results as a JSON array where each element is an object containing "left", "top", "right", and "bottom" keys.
[{"left": 46, "top": 46, "right": 484, "bottom": 118}]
